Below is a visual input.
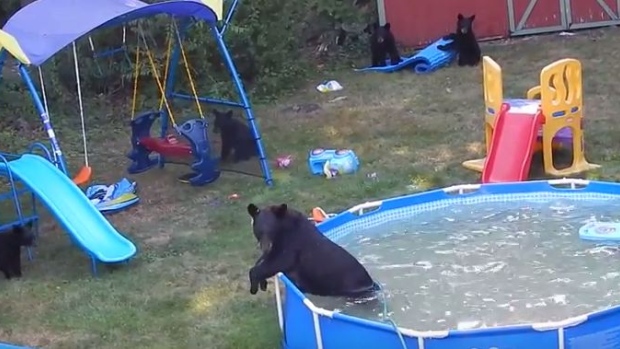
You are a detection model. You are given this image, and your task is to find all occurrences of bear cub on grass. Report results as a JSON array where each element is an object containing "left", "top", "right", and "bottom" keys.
[
  {"left": 212, "top": 109, "right": 258, "bottom": 163},
  {"left": 247, "top": 203, "right": 377, "bottom": 298},
  {"left": 0, "top": 222, "right": 35, "bottom": 280},
  {"left": 438, "top": 13, "right": 481, "bottom": 67},
  {"left": 365, "top": 22, "right": 402, "bottom": 67}
]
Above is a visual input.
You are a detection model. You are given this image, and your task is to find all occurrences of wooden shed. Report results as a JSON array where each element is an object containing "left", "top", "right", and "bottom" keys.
[{"left": 378, "top": 0, "right": 620, "bottom": 47}]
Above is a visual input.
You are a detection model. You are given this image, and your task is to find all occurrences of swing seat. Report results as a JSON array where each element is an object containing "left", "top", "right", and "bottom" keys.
[
  {"left": 72, "top": 166, "right": 92, "bottom": 186},
  {"left": 139, "top": 136, "right": 192, "bottom": 157}
]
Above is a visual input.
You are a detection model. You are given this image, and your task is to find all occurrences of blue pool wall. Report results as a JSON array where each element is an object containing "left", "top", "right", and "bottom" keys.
[{"left": 275, "top": 178, "right": 620, "bottom": 349}]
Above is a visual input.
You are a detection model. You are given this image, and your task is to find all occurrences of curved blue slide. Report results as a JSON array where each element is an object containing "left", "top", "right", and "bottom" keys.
[{"left": 0, "top": 154, "right": 137, "bottom": 263}]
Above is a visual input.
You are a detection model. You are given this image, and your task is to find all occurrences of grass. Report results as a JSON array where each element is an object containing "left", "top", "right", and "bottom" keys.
[{"left": 3, "top": 28, "right": 620, "bottom": 348}]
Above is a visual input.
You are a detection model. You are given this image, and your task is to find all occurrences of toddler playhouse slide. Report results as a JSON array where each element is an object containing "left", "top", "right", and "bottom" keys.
[
  {"left": 0, "top": 154, "right": 136, "bottom": 264},
  {"left": 481, "top": 106, "right": 544, "bottom": 183}
]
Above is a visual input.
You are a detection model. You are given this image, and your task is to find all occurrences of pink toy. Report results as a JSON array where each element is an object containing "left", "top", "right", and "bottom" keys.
[{"left": 276, "top": 155, "right": 293, "bottom": 168}]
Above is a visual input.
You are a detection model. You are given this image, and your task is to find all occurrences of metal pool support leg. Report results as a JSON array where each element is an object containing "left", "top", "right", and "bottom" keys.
[
  {"left": 18, "top": 64, "right": 69, "bottom": 175},
  {"left": 210, "top": 23, "right": 273, "bottom": 186}
]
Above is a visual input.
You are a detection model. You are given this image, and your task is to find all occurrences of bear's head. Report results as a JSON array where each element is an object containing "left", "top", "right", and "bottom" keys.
[
  {"left": 212, "top": 109, "right": 234, "bottom": 134},
  {"left": 364, "top": 22, "right": 392, "bottom": 44},
  {"left": 456, "top": 13, "right": 476, "bottom": 35},
  {"left": 11, "top": 221, "right": 35, "bottom": 247},
  {"left": 247, "top": 203, "right": 303, "bottom": 255}
]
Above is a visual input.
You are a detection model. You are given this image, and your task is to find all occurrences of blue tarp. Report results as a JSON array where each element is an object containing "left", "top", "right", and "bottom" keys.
[{"left": 2, "top": 0, "right": 219, "bottom": 66}]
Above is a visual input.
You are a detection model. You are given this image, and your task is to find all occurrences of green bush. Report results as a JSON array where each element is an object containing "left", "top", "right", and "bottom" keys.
[{"left": 0, "top": 0, "right": 374, "bottom": 111}]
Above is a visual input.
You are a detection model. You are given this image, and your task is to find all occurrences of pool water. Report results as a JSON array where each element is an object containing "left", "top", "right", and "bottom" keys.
[{"left": 308, "top": 197, "right": 620, "bottom": 331}]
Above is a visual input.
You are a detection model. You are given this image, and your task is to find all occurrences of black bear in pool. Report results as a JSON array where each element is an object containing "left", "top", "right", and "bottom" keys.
[
  {"left": 247, "top": 203, "right": 377, "bottom": 298},
  {"left": 0, "top": 221, "right": 35, "bottom": 280},
  {"left": 438, "top": 13, "right": 481, "bottom": 67},
  {"left": 212, "top": 109, "right": 258, "bottom": 163}
]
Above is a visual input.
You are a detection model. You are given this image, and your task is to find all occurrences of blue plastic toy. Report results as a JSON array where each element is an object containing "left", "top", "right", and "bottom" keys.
[
  {"left": 308, "top": 148, "right": 359, "bottom": 176},
  {"left": 579, "top": 222, "right": 620, "bottom": 242},
  {"left": 86, "top": 178, "right": 139, "bottom": 214},
  {"left": 355, "top": 37, "right": 456, "bottom": 74},
  {"left": 127, "top": 111, "right": 221, "bottom": 186}
]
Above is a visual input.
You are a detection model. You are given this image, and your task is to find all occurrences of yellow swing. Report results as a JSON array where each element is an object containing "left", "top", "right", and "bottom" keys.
[{"left": 128, "top": 21, "right": 206, "bottom": 160}]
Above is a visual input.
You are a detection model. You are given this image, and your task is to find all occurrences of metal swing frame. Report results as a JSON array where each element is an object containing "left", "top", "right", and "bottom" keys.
[{"left": 156, "top": 0, "right": 273, "bottom": 186}]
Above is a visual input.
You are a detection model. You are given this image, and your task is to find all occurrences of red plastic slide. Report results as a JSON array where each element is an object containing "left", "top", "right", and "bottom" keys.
[{"left": 481, "top": 104, "right": 544, "bottom": 183}]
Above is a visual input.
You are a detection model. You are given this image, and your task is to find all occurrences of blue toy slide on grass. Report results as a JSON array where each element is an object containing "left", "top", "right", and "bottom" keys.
[
  {"left": 0, "top": 154, "right": 137, "bottom": 273},
  {"left": 0, "top": 342, "right": 31, "bottom": 349},
  {"left": 355, "top": 37, "right": 456, "bottom": 74}
]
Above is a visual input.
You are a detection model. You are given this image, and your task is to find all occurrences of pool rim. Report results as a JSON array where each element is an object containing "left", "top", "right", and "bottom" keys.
[{"left": 273, "top": 178, "right": 620, "bottom": 348}]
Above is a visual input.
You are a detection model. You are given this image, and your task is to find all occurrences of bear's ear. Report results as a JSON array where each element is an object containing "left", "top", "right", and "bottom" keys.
[
  {"left": 247, "top": 203, "right": 260, "bottom": 218},
  {"left": 470, "top": 14, "right": 476, "bottom": 21},
  {"left": 225, "top": 110, "right": 233, "bottom": 118},
  {"left": 11, "top": 224, "right": 22, "bottom": 235},
  {"left": 25, "top": 220, "right": 33, "bottom": 228},
  {"left": 457, "top": 13, "right": 464, "bottom": 20},
  {"left": 383, "top": 23, "right": 391, "bottom": 30},
  {"left": 212, "top": 109, "right": 221, "bottom": 116},
  {"left": 273, "top": 204, "right": 288, "bottom": 219}
]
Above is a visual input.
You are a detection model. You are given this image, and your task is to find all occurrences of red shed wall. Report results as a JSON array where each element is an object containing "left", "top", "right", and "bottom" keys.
[
  {"left": 384, "top": 0, "right": 509, "bottom": 47},
  {"left": 569, "top": 0, "right": 618, "bottom": 26}
]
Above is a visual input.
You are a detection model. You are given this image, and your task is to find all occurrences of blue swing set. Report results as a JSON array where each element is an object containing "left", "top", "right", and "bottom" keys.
[
  {"left": 0, "top": 0, "right": 273, "bottom": 188},
  {"left": 0, "top": 0, "right": 270, "bottom": 297}
]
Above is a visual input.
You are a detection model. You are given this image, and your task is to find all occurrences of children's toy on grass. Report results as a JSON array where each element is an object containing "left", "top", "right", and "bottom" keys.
[
  {"left": 275, "top": 155, "right": 293, "bottom": 169},
  {"left": 308, "top": 207, "right": 335, "bottom": 224},
  {"left": 308, "top": 148, "right": 359, "bottom": 177},
  {"left": 86, "top": 178, "right": 139, "bottom": 213},
  {"left": 316, "top": 80, "right": 343, "bottom": 93},
  {"left": 355, "top": 37, "right": 456, "bottom": 74}
]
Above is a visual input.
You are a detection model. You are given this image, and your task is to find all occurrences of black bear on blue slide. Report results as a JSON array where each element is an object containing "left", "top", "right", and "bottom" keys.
[
  {"left": 438, "top": 13, "right": 481, "bottom": 67},
  {"left": 247, "top": 203, "right": 377, "bottom": 298},
  {"left": 0, "top": 222, "right": 35, "bottom": 280},
  {"left": 212, "top": 109, "right": 258, "bottom": 163},
  {"left": 365, "top": 22, "right": 402, "bottom": 67}
]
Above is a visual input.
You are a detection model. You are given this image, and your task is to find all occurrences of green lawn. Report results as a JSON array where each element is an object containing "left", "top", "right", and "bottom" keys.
[{"left": 2, "top": 28, "right": 620, "bottom": 348}]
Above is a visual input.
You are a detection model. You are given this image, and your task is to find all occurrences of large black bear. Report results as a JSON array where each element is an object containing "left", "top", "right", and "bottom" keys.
[
  {"left": 365, "top": 22, "right": 401, "bottom": 67},
  {"left": 438, "top": 13, "right": 481, "bottom": 67},
  {"left": 0, "top": 222, "right": 35, "bottom": 280},
  {"left": 247, "top": 203, "right": 377, "bottom": 298},
  {"left": 212, "top": 109, "right": 258, "bottom": 163}
]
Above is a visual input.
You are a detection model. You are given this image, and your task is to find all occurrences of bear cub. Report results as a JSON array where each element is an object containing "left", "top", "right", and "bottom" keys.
[
  {"left": 0, "top": 221, "right": 35, "bottom": 280},
  {"left": 247, "top": 203, "right": 377, "bottom": 298},
  {"left": 365, "top": 22, "right": 401, "bottom": 67},
  {"left": 212, "top": 109, "right": 258, "bottom": 163},
  {"left": 438, "top": 13, "right": 481, "bottom": 67}
]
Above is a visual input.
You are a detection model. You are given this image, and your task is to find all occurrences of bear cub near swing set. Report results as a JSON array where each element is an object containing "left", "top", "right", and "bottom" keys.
[
  {"left": 212, "top": 109, "right": 258, "bottom": 163},
  {"left": 0, "top": 221, "right": 35, "bottom": 280}
]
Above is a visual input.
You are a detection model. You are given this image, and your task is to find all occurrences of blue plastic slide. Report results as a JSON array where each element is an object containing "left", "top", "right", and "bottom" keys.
[
  {"left": 0, "top": 343, "right": 31, "bottom": 349},
  {"left": 355, "top": 37, "right": 456, "bottom": 74},
  {"left": 0, "top": 154, "right": 137, "bottom": 263}
]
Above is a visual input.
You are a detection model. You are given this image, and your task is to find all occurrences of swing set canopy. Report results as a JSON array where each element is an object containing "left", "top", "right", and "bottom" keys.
[{"left": 0, "top": 0, "right": 223, "bottom": 66}]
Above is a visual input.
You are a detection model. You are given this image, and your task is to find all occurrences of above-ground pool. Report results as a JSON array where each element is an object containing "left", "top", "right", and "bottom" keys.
[{"left": 275, "top": 179, "right": 620, "bottom": 349}]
